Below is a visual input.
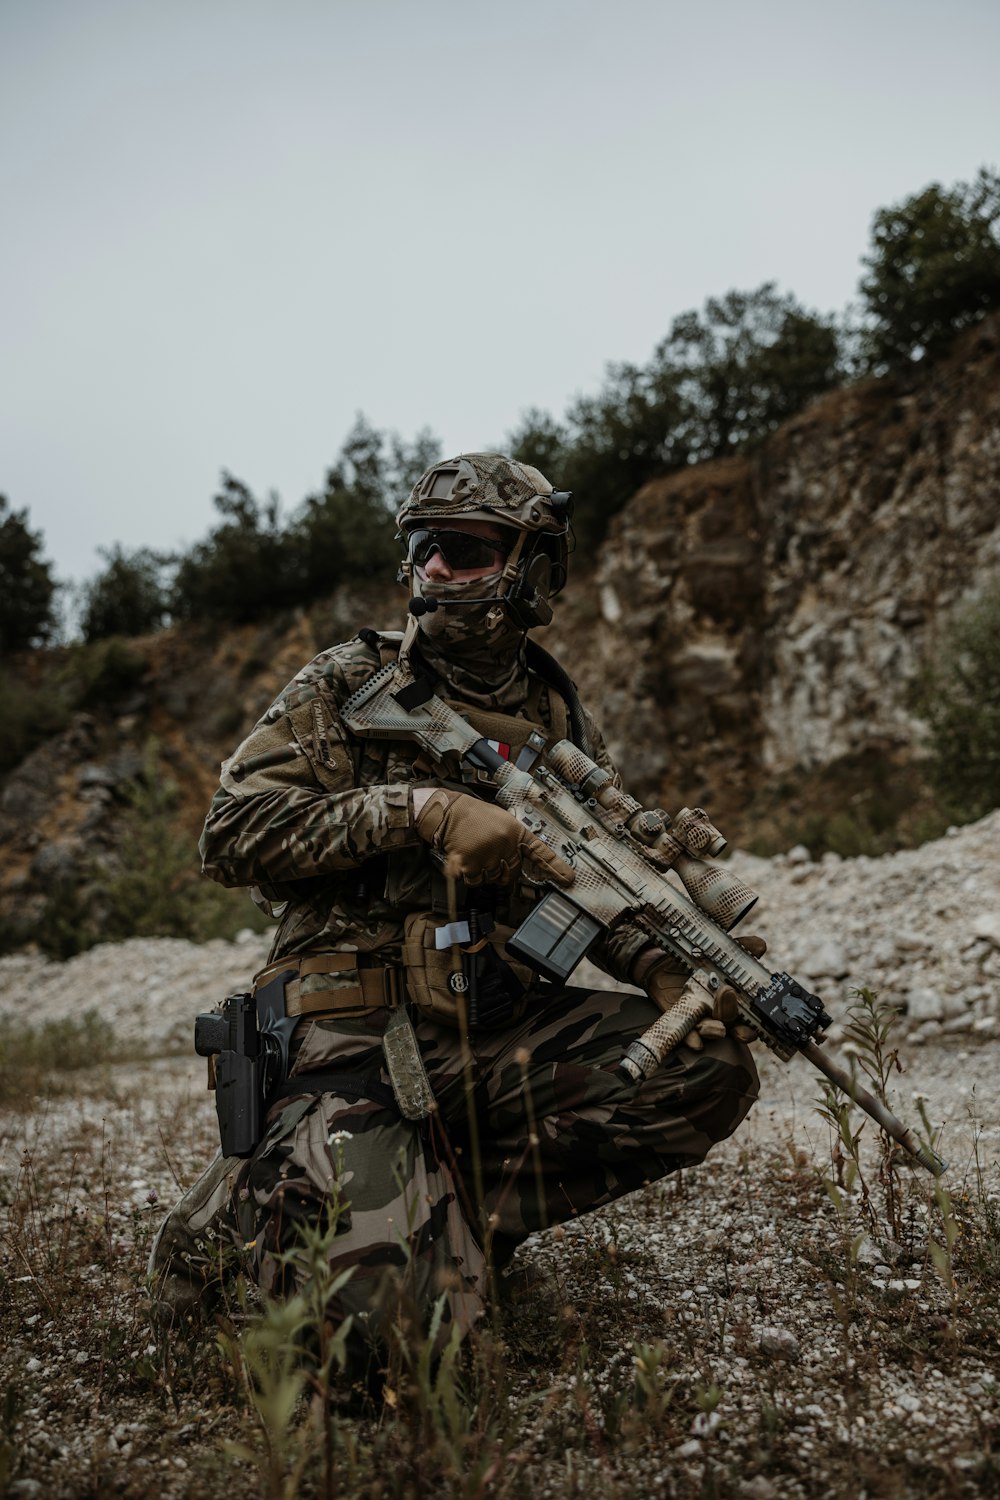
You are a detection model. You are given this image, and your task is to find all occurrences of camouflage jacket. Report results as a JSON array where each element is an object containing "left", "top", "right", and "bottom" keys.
[{"left": 199, "top": 632, "right": 649, "bottom": 984}]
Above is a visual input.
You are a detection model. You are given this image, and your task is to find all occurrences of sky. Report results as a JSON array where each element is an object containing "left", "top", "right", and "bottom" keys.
[{"left": 2, "top": 0, "right": 998, "bottom": 586}]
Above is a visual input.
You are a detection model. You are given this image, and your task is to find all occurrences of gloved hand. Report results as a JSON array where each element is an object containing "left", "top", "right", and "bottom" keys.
[
  {"left": 414, "top": 788, "right": 576, "bottom": 888},
  {"left": 639, "top": 935, "right": 768, "bottom": 1049}
]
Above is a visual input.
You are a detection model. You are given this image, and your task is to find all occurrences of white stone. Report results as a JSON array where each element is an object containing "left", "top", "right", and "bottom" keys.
[
  {"left": 905, "top": 987, "right": 964, "bottom": 1023},
  {"left": 599, "top": 583, "right": 622, "bottom": 624},
  {"left": 971, "top": 913, "right": 1000, "bottom": 948},
  {"left": 787, "top": 844, "right": 812, "bottom": 865},
  {"left": 894, "top": 930, "right": 931, "bottom": 953},
  {"left": 801, "top": 940, "right": 849, "bottom": 980}
]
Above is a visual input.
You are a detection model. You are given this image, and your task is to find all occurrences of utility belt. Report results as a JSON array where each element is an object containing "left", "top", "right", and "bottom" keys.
[
  {"left": 251, "top": 950, "right": 404, "bottom": 1021},
  {"left": 194, "top": 906, "right": 536, "bottom": 1161},
  {"left": 194, "top": 957, "right": 433, "bottom": 1160}
]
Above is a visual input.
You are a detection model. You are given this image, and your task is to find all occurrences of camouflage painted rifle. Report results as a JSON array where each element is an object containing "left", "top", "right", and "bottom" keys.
[{"left": 342, "top": 659, "right": 946, "bottom": 1176}]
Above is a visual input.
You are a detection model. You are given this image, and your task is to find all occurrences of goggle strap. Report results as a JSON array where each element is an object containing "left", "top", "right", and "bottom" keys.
[{"left": 497, "top": 529, "right": 530, "bottom": 600}]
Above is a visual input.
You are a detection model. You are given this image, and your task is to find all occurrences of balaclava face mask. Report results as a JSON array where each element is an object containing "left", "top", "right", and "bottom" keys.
[{"left": 409, "top": 566, "right": 530, "bottom": 711}]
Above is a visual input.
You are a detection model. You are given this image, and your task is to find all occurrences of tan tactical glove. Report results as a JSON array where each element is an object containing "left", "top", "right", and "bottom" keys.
[
  {"left": 414, "top": 788, "right": 576, "bottom": 889},
  {"left": 640, "top": 935, "right": 768, "bottom": 1049}
]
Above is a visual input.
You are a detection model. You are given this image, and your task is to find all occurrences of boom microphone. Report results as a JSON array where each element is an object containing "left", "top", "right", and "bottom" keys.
[{"left": 408, "top": 595, "right": 500, "bottom": 616}]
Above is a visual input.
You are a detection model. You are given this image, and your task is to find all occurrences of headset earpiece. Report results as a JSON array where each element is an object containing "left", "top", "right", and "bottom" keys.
[{"left": 504, "top": 552, "right": 554, "bottom": 630}]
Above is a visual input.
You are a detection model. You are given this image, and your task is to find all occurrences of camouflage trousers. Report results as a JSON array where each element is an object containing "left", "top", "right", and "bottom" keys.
[{"left": 150, "top": 984, "right": 758, "bottom": 1366}]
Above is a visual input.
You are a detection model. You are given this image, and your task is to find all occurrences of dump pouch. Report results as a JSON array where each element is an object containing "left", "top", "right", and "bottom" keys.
[{"left": 402, "top": 911, "right": 534, "bottom": 1027}]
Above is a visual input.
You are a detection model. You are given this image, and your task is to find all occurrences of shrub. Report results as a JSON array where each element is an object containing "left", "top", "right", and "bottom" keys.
[
  {"left": 22, "top": 741, "right": 271, "bottom": 958},
  {"left": 0, "top": 496, "right": 58, "bottom": 651},
  {"left": 90, "top": 741, "right": 271, "bottom": 949},
  {"left": 0, "top": 640, "right": 148, "bottom": 780},
  {"left": 860, "top": 167, "right": 1000, "bottom": 369},
  {"left": 0, "top": 668, "right": 75, "bottom": 775},
  {"left": 911, "top": 578, "right": 1000, "bottom": 822}
]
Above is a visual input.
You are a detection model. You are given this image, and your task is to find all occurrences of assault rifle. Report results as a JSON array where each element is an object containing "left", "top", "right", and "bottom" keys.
[{"left": 341, "top": 659, "right": 946, "bottom": 1177}]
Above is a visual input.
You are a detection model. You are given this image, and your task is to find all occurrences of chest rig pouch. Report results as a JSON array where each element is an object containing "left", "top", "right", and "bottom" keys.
[
  {"left": 348, "top": 631, "right": 575, "bottom": 1029},
  {"left": 402, "top": 695, "right": 560, "bottom": 1028},
  {"left": 403, "top": 895, "right": 537, "bottom": 1030}
]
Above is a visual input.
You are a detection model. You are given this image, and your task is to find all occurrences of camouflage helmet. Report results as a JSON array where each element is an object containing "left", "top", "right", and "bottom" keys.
[{"left": 396, "top": 452, "right": 573, "bottom": 597}]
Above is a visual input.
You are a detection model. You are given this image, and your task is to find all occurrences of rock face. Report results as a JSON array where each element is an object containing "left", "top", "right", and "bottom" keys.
[
  {"left": 563, "top": 314, "right": 1000, "bottom": 812},
  {"left": 0, "top": 585, "right": 401, "bottom": 942}
]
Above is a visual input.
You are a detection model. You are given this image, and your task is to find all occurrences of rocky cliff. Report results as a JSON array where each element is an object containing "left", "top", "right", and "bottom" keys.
[{"left": 556, "top": 312, "right": 1000, "bottom": 834}]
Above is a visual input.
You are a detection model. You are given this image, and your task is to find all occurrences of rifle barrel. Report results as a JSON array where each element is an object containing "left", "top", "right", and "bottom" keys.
[{"left": 801, "top": 1040, "right": 947, "bottom": 1176}]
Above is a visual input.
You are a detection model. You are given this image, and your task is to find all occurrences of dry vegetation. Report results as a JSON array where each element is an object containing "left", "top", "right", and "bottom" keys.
[{"left": 1, "top": 997, "right": 998, "bottom": 1500}]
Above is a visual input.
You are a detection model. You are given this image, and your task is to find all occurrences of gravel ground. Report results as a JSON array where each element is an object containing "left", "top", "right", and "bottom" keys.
[{"left": 1, "top": 814, "right": 998, "bottom": 1498}]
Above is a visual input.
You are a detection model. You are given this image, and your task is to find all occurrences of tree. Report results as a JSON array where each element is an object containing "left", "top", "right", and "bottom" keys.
[
  {"left": 292, "top": 415, "right": 440, "bottom": 597},
  {"left": 559, "top": 359, "right": 695, "bottom": 549},
  {"left": 505, "top": 285, "right": 840, "bottom": 554},
  {"left": 505, "top": 408, "right": 571, "bottom": 482},
  {"left": 80, "top": 545, "right": 169, "bottom": 641},
  {"left": 506, "top": 364, "right": 695, "bottom": 552},
  {"left": 171, "top": 474, "right": 301, "bottom": 624},
  {"left": 0, "top": 495, "right": 58, "bottom": 651},
  {"left": 169, "top": 419, "right": 443, "bottom": 625},
  {"left": 653, "top": 283, "right": 842, "bottom": 460},
  {"left": 860, "top": 168, "right": 1000, "bottom": 369}
]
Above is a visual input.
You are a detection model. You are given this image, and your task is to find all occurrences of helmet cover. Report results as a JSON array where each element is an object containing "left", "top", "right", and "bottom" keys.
[{"left": 396, "top": 452, "right": 561, "bottom": 535}]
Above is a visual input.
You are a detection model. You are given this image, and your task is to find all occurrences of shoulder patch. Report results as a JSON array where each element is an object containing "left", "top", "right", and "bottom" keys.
[{"left": 269, "top": 635, "right": 389, "bottom": 715}]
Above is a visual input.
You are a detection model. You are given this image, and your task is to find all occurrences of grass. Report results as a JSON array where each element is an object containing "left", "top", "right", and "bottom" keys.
[
  {"left": 740, "top": 748, "right": 951, "bottom": 858},
  {"left": 1, "top": 1017, "right": 998, "bottom": 1499},
  {"left": 0, "top": 1010, "right": 137, "bottom": 1108}
]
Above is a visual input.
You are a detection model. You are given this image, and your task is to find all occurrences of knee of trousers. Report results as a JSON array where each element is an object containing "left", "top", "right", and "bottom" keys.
[
  {"left": 237, "top": 1093, "right": 487, "bottom": 1352},
  {"left": 638, "top": 1033, "right": 760, "bottom": 1149}
]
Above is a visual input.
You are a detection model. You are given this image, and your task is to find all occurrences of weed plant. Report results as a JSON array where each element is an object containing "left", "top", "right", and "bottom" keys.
[{"left": 0, "top": 1009, "right": 130, "bottom": 1107}]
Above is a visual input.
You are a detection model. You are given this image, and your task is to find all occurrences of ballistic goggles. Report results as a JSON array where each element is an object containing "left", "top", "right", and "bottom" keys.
[{"left": 407, "top": 528, "right": 516, "bottom": 572}]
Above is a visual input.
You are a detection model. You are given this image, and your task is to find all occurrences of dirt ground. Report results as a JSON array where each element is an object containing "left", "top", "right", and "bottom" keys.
[
  {"left": 2, "top": 813, "right": 998, "bottom": 1497},
  {"left": 1, "top": 1027, "right": 997, "bottom": 1500}
]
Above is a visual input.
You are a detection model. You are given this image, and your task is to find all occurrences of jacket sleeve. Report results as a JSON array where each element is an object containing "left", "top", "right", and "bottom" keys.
[{"left": 199, "top": 662, "right": 421, "bottom": 890}]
